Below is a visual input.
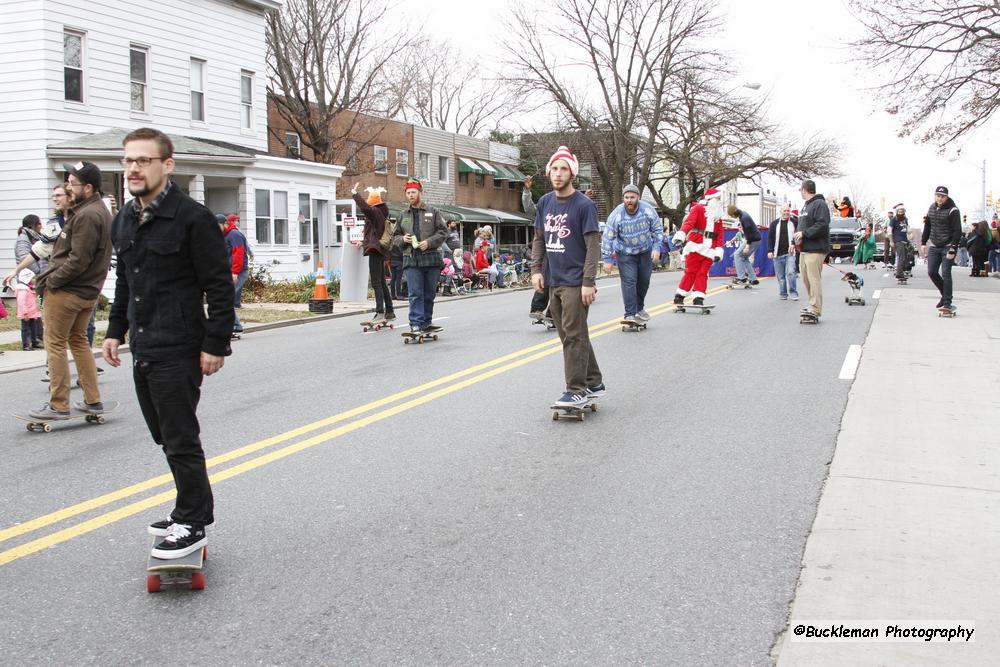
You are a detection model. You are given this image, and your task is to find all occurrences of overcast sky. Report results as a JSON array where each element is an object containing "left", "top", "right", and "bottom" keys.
[{"left": 417, "top": 0, "right": 995, "bottom": 223}]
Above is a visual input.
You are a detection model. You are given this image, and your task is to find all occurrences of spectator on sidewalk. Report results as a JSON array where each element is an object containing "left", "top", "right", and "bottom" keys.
[
  {"left": 728, "top": 204, "right": 761, "bottom": 285},
  {"left": 921, "top": 186, "right": 963, "bottom": 312},
  {"left": 444, "top": 220, "right": 463, "bottom": 256},
  {"left": 104, "top": 127, "right": 233, "bottom": 560},
  {"left": 793, "top": 179, "right": 831, "bottom": 319},
  {"left": 217, "top": 213, "right": 253, "bottom": 335},
  {"left": 889, "top": 205, "right": 910, "bottom": 279},
  {"left": 531, "top": 145, "right": 605, "bottom": 407},
  {"left": 30, "top": 160, "right": 113, "bottom": 419},
  {"left": 15, "top": 267, "right": 43, "bottom": 350},
  {"left": 768, "top": 204, "right": 799, "bottom": 300},
  {"left": 393, "top": 177, "right": 447, "bottom": 334},
  {"left": 990, "top": 222, "right": 1000, "bottom": 275},
  {"left": 966, "top": 220, "right": 991, "bottom": 277},
  {"left": 523, "top": 175, "right": 550, "bottom": 320},
  {"left": 601, "top": 184, "right": 663, "bottom": 323},
  {"left": 351, "top": 184, "right": 395, "bottom": 323}
]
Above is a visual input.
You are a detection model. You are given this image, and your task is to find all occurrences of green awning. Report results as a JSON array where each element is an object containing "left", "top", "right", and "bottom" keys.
[
  {"left": 491, "top": 164, "right": 517, "bottom": 180},
  {"left": 468, "top": 207, "right": 533, "bottom": 225},
  {"left": 475, "top": 160, "right": 498, "bottom": 175},
  {"left": 457, "top": 157, "right": 483, "bottom": 175},
  {"left": 506, "top": 165, "right": 527, "bottom": 180},
  {"left": 436, "top": 204, "right": 497, "bottom": 224}
]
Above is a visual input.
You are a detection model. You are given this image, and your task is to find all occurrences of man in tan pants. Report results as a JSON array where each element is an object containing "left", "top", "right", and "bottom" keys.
[
  {"left": 31, "top": 161, "right": 113, "bottom": 419},
  {"left": 793, "top": 179, "right": 831, "bottom": 318}
]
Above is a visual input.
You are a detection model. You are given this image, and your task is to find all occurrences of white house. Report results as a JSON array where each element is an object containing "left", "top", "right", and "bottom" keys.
[{"left": 0, "top": 0, "right": 345, "bottom": 294}]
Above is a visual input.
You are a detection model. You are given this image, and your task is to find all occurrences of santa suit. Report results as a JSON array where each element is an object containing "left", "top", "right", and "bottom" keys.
[{"left": 674, "top": 197, "right": 725, "bottom": 298}]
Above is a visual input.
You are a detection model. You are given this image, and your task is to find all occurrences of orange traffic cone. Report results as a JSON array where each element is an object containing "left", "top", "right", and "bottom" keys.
[{"left": 313, "top": 262, "right": 329, "bottom": 300}]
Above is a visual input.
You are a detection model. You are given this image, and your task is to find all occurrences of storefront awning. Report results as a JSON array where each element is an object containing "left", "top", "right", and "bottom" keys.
[
  {"left": 457, "top": 157, "right": 484, "bottom": 175},
  {"left": 490, "top": 164, "right": 516, "bottom": 180},
  {"left": 436, "top": 204, "right": 497, "bottom": 224},
  {"left": 467, "top": 207, "right": 533, "bottom": 226},
  {"left": 475, "top": 160, "right": 498, "bottom": 175}
]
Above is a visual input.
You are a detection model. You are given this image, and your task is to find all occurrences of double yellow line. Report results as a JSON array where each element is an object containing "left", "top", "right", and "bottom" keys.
[{"left": 0, "top": 285, "right": 730, "bottom": 567}]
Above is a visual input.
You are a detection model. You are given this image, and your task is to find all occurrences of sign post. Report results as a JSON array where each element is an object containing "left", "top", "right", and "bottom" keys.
[{"left": 338, "top": 215, "right": 369, "bottom": 303}]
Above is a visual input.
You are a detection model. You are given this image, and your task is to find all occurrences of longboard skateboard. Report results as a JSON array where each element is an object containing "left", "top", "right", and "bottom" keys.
[
  {"left": 938, "top": 307, "right": 956, "bottom": 318},
  {"left": 230, "top": 332, "right": 242, "bottom": 340},
  {"left": 620, "top": 320, "right": 647, "bottom": 332},
  {"left": 800, "top": 311, "right": 819, "bottom": 324},
  {"left": 674, "top": 304, "right": 715, "bottom": 315},
  {"left": 14, "top": 401, "right": 120, "bottom": 433},
  {"left": 531, "top": 317, "right": 556, "bottom": 330},
  {"left": 402, "top": 329, "right": 441, "bottom": 344},
  {"left": 845, "top": 296, "right": 866, "bottom": 306},
  {"left": 146, "top": 539, "right": 206, "bottom": 593},
  {"left": 550, "top": 400, "right": 597, "bottom": 422},
  {"left": 727, "top": 282, "right": 755, "bottom": 290},
  {"left": 361, "top": 320, "right": 394, "bottom": 332}
]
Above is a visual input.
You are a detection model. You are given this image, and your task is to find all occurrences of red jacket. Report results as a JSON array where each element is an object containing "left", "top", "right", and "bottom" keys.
[
  {"left": 223, "top": 219, "right": 248, "bottom": 275},
  {"left": 677, "top": 202, "right": 725, "bottom": 260},
  {"left": 474, "top": 247, "right": 490, "bottom": 271}
]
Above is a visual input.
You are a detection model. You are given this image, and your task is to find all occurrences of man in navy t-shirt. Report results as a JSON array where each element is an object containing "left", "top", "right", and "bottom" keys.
[{"left": 531, "top": 146, "right": 605, "bottom": 408}]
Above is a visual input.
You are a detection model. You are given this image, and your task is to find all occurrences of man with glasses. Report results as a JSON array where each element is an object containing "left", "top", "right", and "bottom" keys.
[
  {"left": 29, "top": 161, "right": 112, "bottom": 420},
  {"left": 792, "top": 179, "right": 831, "bottom": 320},
  {"left": 103, "top": 127, "right": 234, "bottom": 560},
  {"left": 920, "top": 186, "right": 962, "bottom": 314}
]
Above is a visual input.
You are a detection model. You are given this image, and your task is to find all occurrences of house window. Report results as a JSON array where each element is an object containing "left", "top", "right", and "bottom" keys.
[
  {"left": 255, "top": 189, "right": 271, "bottom": 243},
  {"left": 63, "top": 30, "right": 84, "bottom": 102},
  {"left": 508, "top": 180, "right": 517, "bottom": 190},
  {"left": 240, "top": 70, "right": 254, "bottom": 130},
  {"left": 493, "top": 175, "right": 503, "bottom": 190},
  {"left": 475, "top": 173, "right": 485, "bottom": 187},
  {"left": 395, "top": 149, "right": 409, "bottom": 177},
  {"left": 578, "top": 164, "right": 593, "bottom": 190},
  {"left": 438, "top": 157, "right": 450, "bottom": 184},
  {"left": 346, "top": 140, "right": 358, "bottom": 170},
  {"left": 374, "top": 145, "right": 387, "bottom": 174},
  {"left": 418, "top": 153, "right": 430, "bottom": 180},
  {"left": 129, "top": 45, "right": 148, "bottom": 112},
  {"left": 459, "top": 172, "right": 469, "bottom": 185},
  {"left": 273, "top": 191, "right": 288, "bottom": 245},
  {"left": 190, "top": 58, "right": 206, "bottom": 121},
  {"left": 285, "top": 132, "right": 300, "bottom": 158},
  {"left": 298, "top": 193, "right": 311, "bottom": 245}
]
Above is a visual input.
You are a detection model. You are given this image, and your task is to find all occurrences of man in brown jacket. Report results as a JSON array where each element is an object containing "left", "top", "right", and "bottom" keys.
[{"left": 31, "top": 161, "right": 113, "bottom": 419}]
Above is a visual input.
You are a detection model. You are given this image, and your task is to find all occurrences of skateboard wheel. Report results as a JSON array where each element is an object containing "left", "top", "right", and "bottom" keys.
[
  {"left": 43, "top": 423, "right": 51, "bottom": 433},
  {"left": 432, "top": 335, "right": 438, "bottom": 341},
  {"left": 190, "top": 571, "right": 205, "bottom": 590},
  {"left": 146, "top": 574, "right": 162, "bottom": 593},
  {"left": 404, "top": 338, "right": 410, "bottom": 344},
  {"left": 26, "top": 424, "right": 34, "bottom": 432},
  {"left": 590, "top": 404, "right": 597, "bottom": 412},
  {"left": 362, "top": 327, "right": 368, "bottom": 332},
  {"left": 578, "top": 412, "right": 585, "bottom": 422},
  {"left": 552, "top": 411, "right": 559, "bottom": 421},
  {"left": 97, "top": 416, "right": 105, "bottom": 424},
  {"left": 621, "top": 326, "right": 626, "bottom": 332},
  {"left": 202, "top": 546, "right": 207, "bottom": 561},
  {"left": 860, "top": 299, "right": 865, "bottom": 306}
]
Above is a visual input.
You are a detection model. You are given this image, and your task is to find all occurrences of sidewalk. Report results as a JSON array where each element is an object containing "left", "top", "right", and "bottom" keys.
[{"left": 774, "top": 286, "right": 1000, "bottom": 665}]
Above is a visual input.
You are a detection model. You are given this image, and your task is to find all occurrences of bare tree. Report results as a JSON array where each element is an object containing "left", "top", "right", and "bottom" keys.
[
  {"left": 399, "top": 43, "right": 527, "bottom": 137},
  {"left": 504, "top": 0, "right": 716, "bottom": 214},
  {"left": 266, "top": 0, "right": 422, "bottom": 165},
  {"left": 851, "top": 0, "right": 1000, "bottom": 147}
]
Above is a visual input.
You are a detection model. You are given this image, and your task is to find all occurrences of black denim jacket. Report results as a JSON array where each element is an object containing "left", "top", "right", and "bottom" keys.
[{"left": 107, "top": 184, "right": 234, "bottom": 360}]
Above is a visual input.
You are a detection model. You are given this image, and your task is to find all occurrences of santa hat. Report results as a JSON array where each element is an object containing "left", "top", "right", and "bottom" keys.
[
  {"left": 893, "top": 203, "right": 905, "bottom": 212},
  {"left": 791, "top": 209, "right": 799, "bottom": 215},
  {"left": 403, "top": 177, "right": 422, "bottom": 191},
  {"left": 545, "top": 146, "right": 579, "bottom": 178},
  {"left": 366, "top": 186, "right": 386, "bottom": 206},
  {"left": 703, "top": 188, "right": 722, "bottom": 200}
]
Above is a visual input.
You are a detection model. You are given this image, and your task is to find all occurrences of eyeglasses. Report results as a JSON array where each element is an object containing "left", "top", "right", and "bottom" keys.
[{"left": 120, "top": 157, "right": 165, "bottom": 168}]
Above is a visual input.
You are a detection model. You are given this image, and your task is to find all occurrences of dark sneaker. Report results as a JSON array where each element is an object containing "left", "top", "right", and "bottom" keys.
[
  {"left": 28, "top": 403, "right": 70, "bottom": 420},
  {"left": 384, "top": 312, "right": 396, "bottom": 322},
  {"left": 935, "top": 298, "right": 945, "bottom": 309},
  {"left": 151, "top": 523, "right": 207, "bottom": 559},
  {"left": 554, "top": 391, "right": 588, "bottom": 407},
  {"left": 148, "top": 516, "right": 214, "bottom": 537},
  {"left": 673, "top": 294, "right": 685, "bottom": 305},
  {"left": 586, "top": 383, "right": 607, "bottom": 398},
  {"left": 692, "top": 297, "right": 705, "bottom": 306},
  {"left": 72, "top": 400, "right": 104, "bottom": 414},
  {"left": 636, "top": 310, "right": 651, "bottom": 321},
  {"left": 425, "top": 324, "right": 443, "bottom": 332},
  {"left": 623, "top": 314, "right": 637, "bottom": 324},
  {"left": 749, "top": 280, "right": 760, "bottom": 286}
]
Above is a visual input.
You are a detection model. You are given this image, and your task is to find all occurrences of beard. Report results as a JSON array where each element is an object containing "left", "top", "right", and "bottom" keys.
[
  {"left": 625, "top": 202, "right": 638, "bottom": 214},
  {"left": 707, "top": 198, "right": 723, "bottom": 222},
  {"left": 128, "top": 174, "right": 164, "bottom": 198}
]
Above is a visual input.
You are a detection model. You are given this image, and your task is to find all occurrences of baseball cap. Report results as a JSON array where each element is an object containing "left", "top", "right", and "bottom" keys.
[
  {"left": 215, "top": 214, "right": 227, "bottom": 224},
  {"left": 935, "top": 186, "right": 949, "bottom": 196},
  {"left": 63, "top": 161, "right": 103, "bottom": 193}
]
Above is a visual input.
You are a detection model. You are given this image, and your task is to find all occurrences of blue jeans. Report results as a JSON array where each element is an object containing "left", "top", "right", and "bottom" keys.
[
  {"left": 233, "top": 269, "right": 249, "bottom": 332},
  {"left": 773, "top": 254, "right": 798, "bottom": 297},
  {"left": 734, "top": 240, "right": 759, "bottom": 281},
  {"left": 989, "top": 249, "right": 1000, "bottom": 273},
  {"left": 404, "top": 266, "right": 440, "bottom": 328},
  {"left": 616, "top": 251, "right": 652, "bottom": 317},
  {"left": 86, "top": 304, "right": 97, "bottom": 346}
]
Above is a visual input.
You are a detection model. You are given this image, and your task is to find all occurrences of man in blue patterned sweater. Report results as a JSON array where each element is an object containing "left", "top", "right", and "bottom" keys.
[{"left": 601, "top": 184, "right": 663, "bottom": 323}]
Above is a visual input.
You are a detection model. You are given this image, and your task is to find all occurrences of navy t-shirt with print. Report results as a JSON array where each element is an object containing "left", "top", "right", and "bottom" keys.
[{"left": 535, "top": 191, "right": 599, "bottom": 287}]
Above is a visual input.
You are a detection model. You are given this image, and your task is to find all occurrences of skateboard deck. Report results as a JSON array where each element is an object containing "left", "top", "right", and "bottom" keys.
[
  {"left": 845, "top": 296, "right": 866, "bottom": 306},
  {"left": 146, "top": 539, "right": 206, "bottom": 592},
  {"left": 674, "top": 304, "right": 715, "bottom": 314},
  {"left": 727, "top": 283, "right": 755, "bottom": 290},
  {"left": 550, "top": 400, "right": 597, "bottom": 422},
  {"left": 531, "top": 317, "right": 556, "bottom": 330},
  {"left": 620, "top": 320, "right": 647, "bottom": 331},
  {"left": 402, "top": 329, "right": 441, "bottom": 344},
  {"left": 361, "top": 320, "right": 394, "bottom": 332},
  {"left": 938, "top": 307, "right": 956, "bottom": 318},
  {"left": 800, "top": 311, "right": 819, "bottom": 324},
  {"left": 14, "top": 401, "right": 120, "bottom": 433},
  {"left": 230, "top": 332, "right": 242, "bottom": 340}
]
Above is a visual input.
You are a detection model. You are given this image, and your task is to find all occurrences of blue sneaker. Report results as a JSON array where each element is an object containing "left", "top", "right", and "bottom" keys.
[
  {"left": 586, "top": 383, "right": 606, "bottom": 398},
  {"left": 554, "top": 391, "right": 588, "bottom": 407}
]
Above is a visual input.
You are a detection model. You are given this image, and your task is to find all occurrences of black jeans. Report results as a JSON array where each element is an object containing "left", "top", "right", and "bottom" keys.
[
  {"left": 134, "top": 356, "right": 213, "bottom": 527},
  {"left": 368, "top": 253, "right": 393, "bottom": 313},
  {"left": 926, "top": 245, "right": 955, "bottom": 306}
]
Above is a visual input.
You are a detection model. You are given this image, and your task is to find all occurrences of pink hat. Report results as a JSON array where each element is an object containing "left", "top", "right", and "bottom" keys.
[{"left": 545, "top": 146, "right": 579, "bottom": 178}]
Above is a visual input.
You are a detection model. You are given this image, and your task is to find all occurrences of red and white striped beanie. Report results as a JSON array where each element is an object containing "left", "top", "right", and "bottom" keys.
[{"left": 545, "top": 146, "right": 579, "bottom": 178}]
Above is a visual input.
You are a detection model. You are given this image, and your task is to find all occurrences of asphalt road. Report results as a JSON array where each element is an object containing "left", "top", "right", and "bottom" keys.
[{"left": 0, "top": 263, "right": 899, "bottom": 665}]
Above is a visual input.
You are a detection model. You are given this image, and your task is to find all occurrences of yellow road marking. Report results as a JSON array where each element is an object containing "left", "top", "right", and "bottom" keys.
[{"left": 0, "top": 286, "right": 729, "bottom": 566}]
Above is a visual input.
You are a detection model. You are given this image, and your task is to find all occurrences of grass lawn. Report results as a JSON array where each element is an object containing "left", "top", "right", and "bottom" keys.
[{"left": 237, "top": 308, "right": 317, "bottom": 324}]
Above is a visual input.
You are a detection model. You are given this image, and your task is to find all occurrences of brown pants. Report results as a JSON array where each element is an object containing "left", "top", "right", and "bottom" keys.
[
  {"left": 799, "top": 252, "right": 825, "bottom": 316},
  {"left": 42, "top": 289, "right": 101, "bottom": 411},
  {"left": 548, "top": 285, "right": 603, "bottom": 393}
]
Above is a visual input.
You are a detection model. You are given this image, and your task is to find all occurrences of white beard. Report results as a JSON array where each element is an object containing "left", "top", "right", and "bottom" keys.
[{"left": 706, "top": 198, "right": 723, "bottom": 223}]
